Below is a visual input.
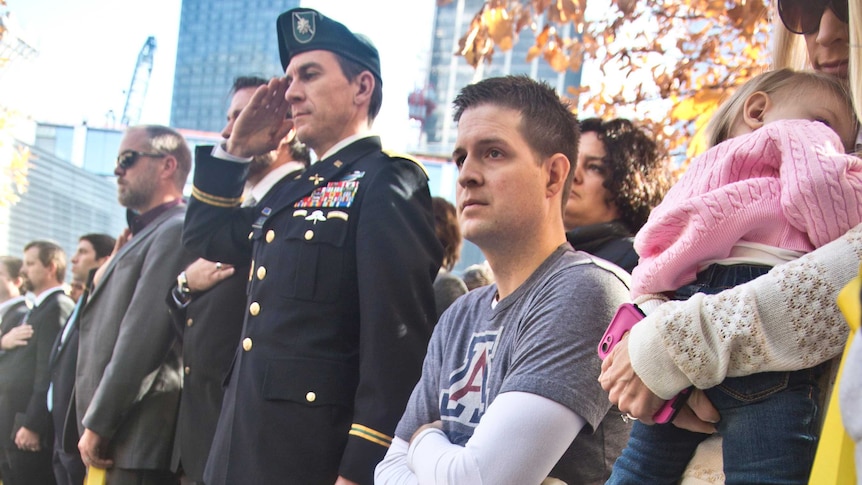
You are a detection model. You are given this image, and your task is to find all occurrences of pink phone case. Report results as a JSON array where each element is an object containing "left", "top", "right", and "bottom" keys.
[
  {"left": 598, "top": 303, "right": 690, "bottom": 424},
  {"left": 598, "top": 303, "right": 643, "bottom": 359}
]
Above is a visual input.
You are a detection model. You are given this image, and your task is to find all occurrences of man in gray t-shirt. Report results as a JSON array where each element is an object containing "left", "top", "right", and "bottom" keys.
[{"left": 375, "top": 76, "right": 631, "bottom": 484}]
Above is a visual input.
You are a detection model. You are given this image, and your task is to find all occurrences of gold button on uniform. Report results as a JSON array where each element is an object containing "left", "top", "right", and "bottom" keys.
[
  {"left": 186, "top": 318, "right": 193, "bottom": 327},
  {"left": 184, "top": 366, "right": 191, "bottom": 375},
  {"left": 266, "top": 230, "right": 275, "bottom": 243},
  {"left": 304, "top": 230, "right": 314, "bottom": 240},
  {"left": 306, "top": 392, "right": 316, "bottom": 402},
  {"left": 243, "top": 338, "right": 253, "bottom": 351},
  {"left": 257, "top": 266, "right": 266, "bottom": 280},
  {"left": 249, "top": 302, "right": 260, "bottom": 316}
]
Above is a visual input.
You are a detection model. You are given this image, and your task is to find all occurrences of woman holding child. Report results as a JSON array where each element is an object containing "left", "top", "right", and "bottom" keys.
[{"left": 600, "top": 1, "right": 861, "bottom": 483}]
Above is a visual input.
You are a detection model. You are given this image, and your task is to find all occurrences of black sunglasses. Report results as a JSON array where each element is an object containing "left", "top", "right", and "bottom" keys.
[
  {"left": 778, "top": 0, "right": 849, "bottom": 35},
  {"left": 116, "top": 150, "right": 167, "bottom": 170}
]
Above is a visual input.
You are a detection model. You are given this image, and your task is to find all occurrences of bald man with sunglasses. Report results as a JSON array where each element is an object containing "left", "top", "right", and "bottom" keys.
[{"left": 74, "top": 125, "right": 195, "bottom": 485}]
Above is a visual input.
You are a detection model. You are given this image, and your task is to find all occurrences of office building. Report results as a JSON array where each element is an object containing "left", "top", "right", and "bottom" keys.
[
  {"left": 170, "top": 0, "right": 300, "bottom": 132},
  {"left": 0, "top": 139, "right": 125, "bottom": 263},
  {"left": 422, "top": 0, "right": 582, "bottom": 154}
]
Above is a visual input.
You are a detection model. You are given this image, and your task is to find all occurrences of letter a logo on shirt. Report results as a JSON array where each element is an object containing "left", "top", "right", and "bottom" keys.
[{"left": 440, "top": 330, "right": 500, "bottom": 424}]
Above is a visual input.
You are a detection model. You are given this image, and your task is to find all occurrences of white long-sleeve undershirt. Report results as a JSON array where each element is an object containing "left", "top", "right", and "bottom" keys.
[{"left": 375, "top": 391, "right": 585, "bottom": 484}]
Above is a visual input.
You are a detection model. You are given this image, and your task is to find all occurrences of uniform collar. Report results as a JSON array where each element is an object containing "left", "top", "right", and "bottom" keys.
[
  {"left": 248, "top": 161, "right": 307, "bottom": 203},
  {"left": 316, "top": 133, "right": 378, "bottom": 162}
]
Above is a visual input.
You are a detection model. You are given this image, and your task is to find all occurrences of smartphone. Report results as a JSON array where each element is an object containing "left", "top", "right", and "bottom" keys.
[
  {"left": 598, "top": 303, "right": 692, "bottom": 424},
  {"left": 598, "top": 303, "right": 644, "bottom": 359}
]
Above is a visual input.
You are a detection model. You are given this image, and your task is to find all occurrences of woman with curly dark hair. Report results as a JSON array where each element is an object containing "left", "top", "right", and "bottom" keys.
[
  {"left": 431, "top": 196, "right": 468, "bottom": 320},
  {"left": 564, "top": 117, "right": 671, "bottom": 272}
]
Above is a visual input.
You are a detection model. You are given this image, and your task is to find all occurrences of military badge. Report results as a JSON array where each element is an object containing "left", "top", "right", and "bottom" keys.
[
  {"left": 327, "top": 211, "right": 348, "bottom": 221},
  {"left": 305, "top": 210, "right": 326, "bottom": 224},
  {"left": 293, "top": 11, "right": 316, "bottom": 44},
  {"left": 295, "top": 181, "right": 359, "bottom": 208},
  {"left": 341, "top": 170, "right": 366, "bottom": 182}
]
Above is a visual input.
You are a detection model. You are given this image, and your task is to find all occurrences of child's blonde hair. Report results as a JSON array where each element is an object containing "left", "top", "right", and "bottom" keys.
[{"left": 705, "top": 68, "right": 853, "bottom": 148}]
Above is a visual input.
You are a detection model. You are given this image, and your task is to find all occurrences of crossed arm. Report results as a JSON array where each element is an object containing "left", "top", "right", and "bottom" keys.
[{"left": 375, "top": 391, "right": 585, "bottom": 484}]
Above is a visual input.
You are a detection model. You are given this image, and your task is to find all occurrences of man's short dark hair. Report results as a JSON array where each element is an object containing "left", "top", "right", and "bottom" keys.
[
  {"left": 336, "top": 54, "right": 383, "bottom": 122},
  {"left": 0, "top": 256, "right": 22, "bottom": 280},
  {"left": 453, "top": 75, "right": 579, "bottom": 207},
  {"left": 23, "top": 240, "right": 66, "bottom": 283},
  {"left": 231, "top": 76, "right": 269, "bottom": 95},
  {"left": 580, "top": 118, "right": 671, "bottom": 232},
  {"left": 79, "top": 233, "right": 117, "bottom": 260}
]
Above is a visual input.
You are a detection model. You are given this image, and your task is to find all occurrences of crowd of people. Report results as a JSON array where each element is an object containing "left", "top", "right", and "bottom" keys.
[{"left": 0, "top": 1, "right": 860, "bottom": 484}]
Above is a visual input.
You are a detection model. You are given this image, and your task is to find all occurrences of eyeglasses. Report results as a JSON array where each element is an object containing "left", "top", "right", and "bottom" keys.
[
  {"left": 778, "top": 0, "right": 849, "bottom": 35},
  {"left": 116, "top": 150, "right": 167, "bottom": 170}
]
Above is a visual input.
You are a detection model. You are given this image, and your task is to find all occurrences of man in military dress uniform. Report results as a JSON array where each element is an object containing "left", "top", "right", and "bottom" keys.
[
  {"left": 166, "top": 75, "right": 309, "bottom": 485},
  {"left": 183, "top": 8, "right": 442, "bottom": 485}
]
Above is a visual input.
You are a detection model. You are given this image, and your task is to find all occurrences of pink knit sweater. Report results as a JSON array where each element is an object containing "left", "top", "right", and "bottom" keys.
[{"left": 632, "top": 119, "right": 862, "bottom": 297}]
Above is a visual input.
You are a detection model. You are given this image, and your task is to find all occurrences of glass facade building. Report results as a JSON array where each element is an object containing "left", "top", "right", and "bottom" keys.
[
  {"left": 170, "top": 0, "right": 300, "bottom": 133},
  {"left": 423, "top": 0, "right": 583, "bottom": 155},
  {"left": 0, "top": 141, "right": 126, "bottom": 267}
]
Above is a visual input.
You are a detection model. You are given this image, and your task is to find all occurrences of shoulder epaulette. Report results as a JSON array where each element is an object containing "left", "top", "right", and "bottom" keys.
[{"left": 382, "top": 149, "right": 429, "bottom": 179}]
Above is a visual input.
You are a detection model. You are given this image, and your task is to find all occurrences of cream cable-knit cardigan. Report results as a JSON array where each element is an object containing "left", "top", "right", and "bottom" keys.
[{"left": 629, "top": 222, "right": 862, "bottom": 399}]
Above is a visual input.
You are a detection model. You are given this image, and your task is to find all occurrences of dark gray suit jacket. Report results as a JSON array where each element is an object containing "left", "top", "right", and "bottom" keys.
[{"left": 75, "top": 203, "right": 194, "bottom": 470}]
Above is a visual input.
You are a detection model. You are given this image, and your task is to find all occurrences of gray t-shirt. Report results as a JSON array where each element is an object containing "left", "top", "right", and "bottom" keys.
[{"left": 395, "top": 245, "right": 631, "bottom": 484}]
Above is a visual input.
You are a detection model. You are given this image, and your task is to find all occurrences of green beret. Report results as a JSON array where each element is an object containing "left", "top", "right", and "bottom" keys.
[{"left": 276, "top": 8, "right": 382, "bottom": 85}]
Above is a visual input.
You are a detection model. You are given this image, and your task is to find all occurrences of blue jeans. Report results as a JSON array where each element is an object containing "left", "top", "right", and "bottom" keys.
[{"left": 607, "top": 264, "right": 825, "bottom": 485}]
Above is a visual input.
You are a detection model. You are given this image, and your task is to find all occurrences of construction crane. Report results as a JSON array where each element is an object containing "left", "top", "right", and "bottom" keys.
[{"left": 120, "top": 36, "right": 156, "bottom": 127}]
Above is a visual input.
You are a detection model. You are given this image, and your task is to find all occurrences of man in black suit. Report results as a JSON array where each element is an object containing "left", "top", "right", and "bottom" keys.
[
  {"left": 0, "top": 255, "right": 29, "bottom": 485},
  {"left": 49, "top": 234, "right": 114, "bottom": 485},
  {"left": 183, "top": 8, "right": 442, "bottom": 484},
  {"left": 67, "top": 234, "right": 115, "bottom": 304},
  {"left": 166, "top": 75, "right": 309, "bottom": 485},
  {"left": 0, "top": 241, "right": 74, "bottom": 485}
]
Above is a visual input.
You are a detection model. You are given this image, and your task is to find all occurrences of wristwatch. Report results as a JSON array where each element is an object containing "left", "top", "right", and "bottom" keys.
[
  {"left": 172, "top": 271, "right": 193, "bottom": 307},
  {"left": 177, "top": 271, "right": 191, "bottom": 295}
]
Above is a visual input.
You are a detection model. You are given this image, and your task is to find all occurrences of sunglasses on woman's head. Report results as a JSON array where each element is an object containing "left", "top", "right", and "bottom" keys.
[
  {"left": 778, "top": 0, "right": 849, "bottom": 35},
  {"left": 115, "top": 150, "right": 166, "bottom": 170}
]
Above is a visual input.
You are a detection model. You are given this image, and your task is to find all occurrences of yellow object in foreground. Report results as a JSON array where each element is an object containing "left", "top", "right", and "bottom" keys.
[
  {"left": 808, "top": 265, "right": 860, "bottom": 484},
  {"left": 84, "top": 466, "right": 106, "bottom": 485}
]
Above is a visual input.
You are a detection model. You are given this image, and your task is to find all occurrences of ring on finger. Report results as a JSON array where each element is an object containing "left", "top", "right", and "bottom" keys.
[
  {"left": 215, "top": 262, "right": 223, "bottom": 271},
  {"left": 621, "top": 413, "right": 638, "bottom": 424}
]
